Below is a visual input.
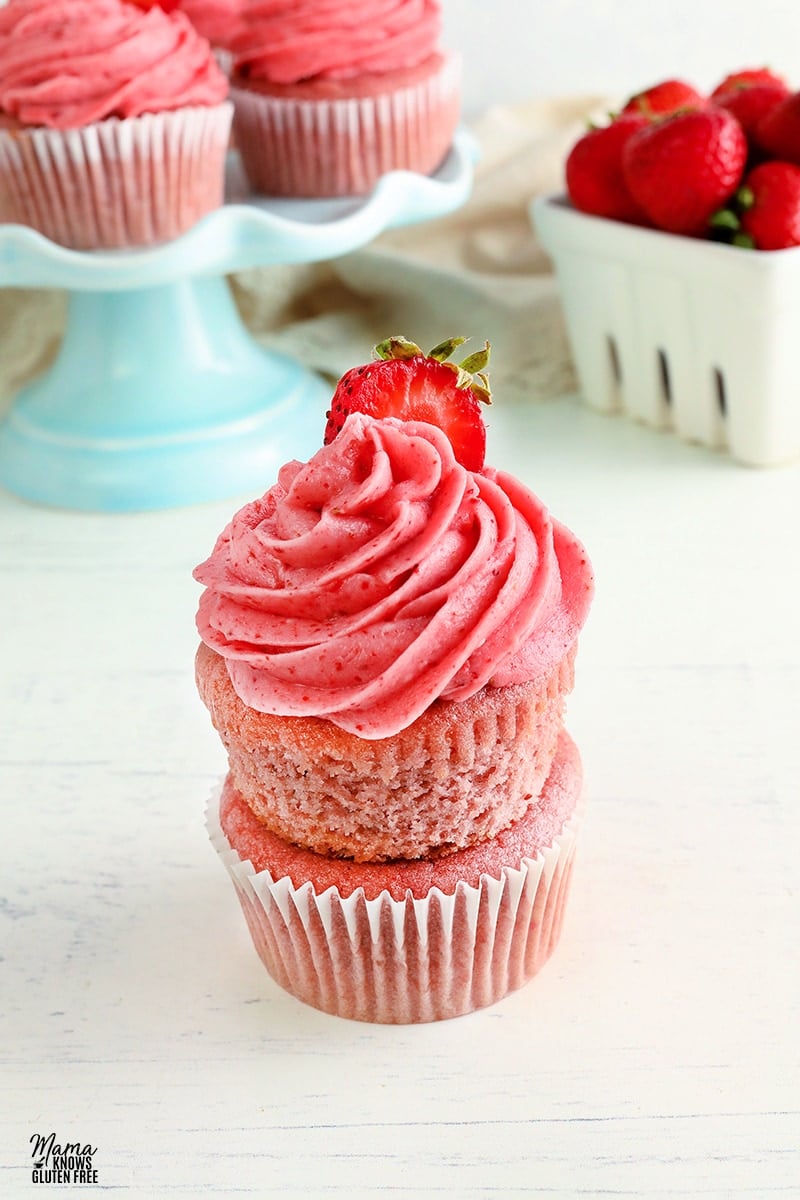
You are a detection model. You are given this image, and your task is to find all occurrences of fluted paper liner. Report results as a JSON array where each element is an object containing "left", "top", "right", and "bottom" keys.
[
  {"left": 231, "top": 53, "right": 461, "bottom": 197},
  {"left": 0, "top": 103, "right": 232, "bottom": 249},
  {"left": 207, "top": 785, "right": 581, "bottom": 1024}
]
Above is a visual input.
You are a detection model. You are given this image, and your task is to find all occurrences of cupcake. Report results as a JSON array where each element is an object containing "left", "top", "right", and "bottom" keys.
[
  {"left": 0, "top": 0, "right": 232, "bottom": 249},
  {"left": 229, "top": 0, "right": 461, "bottom": 197},
  {"left": 195, "top": 336, "right": 594, "bottom": 1022}
]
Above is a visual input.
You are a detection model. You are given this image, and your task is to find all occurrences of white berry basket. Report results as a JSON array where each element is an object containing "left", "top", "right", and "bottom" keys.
[{"left": 532, "top": 193, "right": 800, "bottom": 467}]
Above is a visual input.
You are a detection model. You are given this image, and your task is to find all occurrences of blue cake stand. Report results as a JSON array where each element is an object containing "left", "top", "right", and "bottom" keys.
[{"left": 0, "top": 131, "right": 474, "bottom": 511}]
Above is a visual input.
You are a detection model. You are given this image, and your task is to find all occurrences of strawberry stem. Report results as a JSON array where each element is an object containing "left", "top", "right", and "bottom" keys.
[
  {"left": 374, "top": 336, "right": 422, "bottom": 361},
  {"left": 472, "top": 372, "right": 493, "bottom": 405},
  {"left": 428, "top": 337, "right": 467, "bottom": 361},
  {"left": 459, "top": 342, "right": 491, "bottom": 373},
  {"left": 710, "top": 208, "right": 741, "bottom": 231},
  {"left": 370, "top": 334, "right": 493, "bottom": 403}
]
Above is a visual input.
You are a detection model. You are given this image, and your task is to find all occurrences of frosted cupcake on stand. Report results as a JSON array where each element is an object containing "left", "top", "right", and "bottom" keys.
[
  {"left": 0, "top": 0, "right": 231, "bottom": 249},
  {"left": 230, "top": 0, "right": 461, "bottom": 196}
]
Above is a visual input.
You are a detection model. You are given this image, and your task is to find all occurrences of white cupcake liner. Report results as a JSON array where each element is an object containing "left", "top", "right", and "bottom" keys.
[
  {"left": 207, "top": 784, "right": 581, "bottom": 1024},
  {"left": 0, "top": 102, "right": 233, "bottom": 249},
  {"left": 231, "top": 53, "right": 461, "bottom": 197}
]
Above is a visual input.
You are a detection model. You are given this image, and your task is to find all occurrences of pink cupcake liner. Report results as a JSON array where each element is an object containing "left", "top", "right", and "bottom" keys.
[
  {"left": 0, "top": 102, "right": 233, "bottom": 249},
  {"left": 207, "top": 758, "right": 582, "bottom": 1024},
  {"left": 231, "top": 53, "right": 461, "bottom": 197}
]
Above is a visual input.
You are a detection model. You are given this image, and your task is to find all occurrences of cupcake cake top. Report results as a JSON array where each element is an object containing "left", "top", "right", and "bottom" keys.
[
  {"left": 233, "top": 0, "right": 442, "bottom": 86},
  {"left": 0, "top": 0, "right": 229, "bottom": 130},
  {"left": 194, "top": 338, "right": 594, "bottom": 739}
]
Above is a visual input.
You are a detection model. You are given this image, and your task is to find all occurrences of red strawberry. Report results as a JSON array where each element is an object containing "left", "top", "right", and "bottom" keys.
[
  {"left": 736, "top": 162, "right": 800, "bottom": 249},
  {"left": 714, "top": 83, "right": 790, "bottom": 146},
  {"left": 621, "top": 79, "right": 706, "bottom": 118},
  {"left": 623, "top": 108, "right": 747, "bottom": 236},
  {"left": 711, "top": 68, "right": 790, "bottom": 147},
  {"left": 323, "top": 337, "right": 492, "bottom": 472},
  {"left": 756, "top": 92, "right": 800, "bottom": 164},
  {"left": 565, "top": 115, "right": 651, "bottom": 223},
  {"left": 711, "top": 67, "right": 788, "bottom": 97}
]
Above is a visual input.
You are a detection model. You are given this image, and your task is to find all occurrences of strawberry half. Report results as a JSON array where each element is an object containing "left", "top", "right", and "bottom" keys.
[{"left": 323, "top": 337, "right": 492, "bottom": 472}]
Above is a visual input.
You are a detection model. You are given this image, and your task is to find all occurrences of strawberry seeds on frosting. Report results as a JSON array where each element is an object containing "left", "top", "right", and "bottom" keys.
[
  {"left": 233, "top": 0, "right": 442, "bottom": 85},
  {"left": 194, "top": 414, "right": 594, "bottom": 740},
  {"left": 0, "top": 0, "right": 228, "bottom": 130}
]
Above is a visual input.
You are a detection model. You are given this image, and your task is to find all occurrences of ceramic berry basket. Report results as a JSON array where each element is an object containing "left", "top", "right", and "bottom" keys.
[{"left": 533, "top": 194, "right": 800, "bottom": 467}]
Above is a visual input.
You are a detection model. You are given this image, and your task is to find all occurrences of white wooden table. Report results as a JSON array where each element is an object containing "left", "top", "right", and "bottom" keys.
[{"left": 2, "top": 394, "right": 798, "bottom": 1197}]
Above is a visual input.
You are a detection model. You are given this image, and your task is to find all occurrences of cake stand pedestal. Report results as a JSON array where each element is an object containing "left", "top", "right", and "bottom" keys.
[{"left": 0, "top": 133, "right": 474, "bottom": 511}]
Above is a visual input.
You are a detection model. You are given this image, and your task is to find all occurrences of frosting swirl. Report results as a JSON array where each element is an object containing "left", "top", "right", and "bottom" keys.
[
  {"left": 0, "top": 0, "right": 229, "bottom": 130},
  {"left": 194, "top": 415, "right": 594, "bottom": 739},
  {"left": 233, "top": 0, "right": 441, "bottom": 85},
  {"left": 179, "top": 0, "right": 245, "bottom": 50}
]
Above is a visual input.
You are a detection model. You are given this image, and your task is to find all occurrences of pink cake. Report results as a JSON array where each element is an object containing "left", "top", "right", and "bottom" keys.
[
  {"left": 196, "top": 639, "right": 575, "bottom": 861},
  {"left": 211, "top": 734, "right": 582, "bottom": 1024},
  {"left": 0, "top": 0, "right": 231, "bottom": 249},
  {"left": 229, "top": 0, "right": 460, "bottom": 196},
  {"left": 196, "top": 338, "right": 594, "bottom": 1022}
]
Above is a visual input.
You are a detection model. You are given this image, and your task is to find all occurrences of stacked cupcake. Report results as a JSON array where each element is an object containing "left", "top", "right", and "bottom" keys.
[
  {"left": 195, "top": 337, "right": 594, "bottom": 1023},
  {"left": 229, "top": 0, "right": 461, "bottom": 196},
  {"left": 0, "top": 0, "right": 232, "bottom": 249}
]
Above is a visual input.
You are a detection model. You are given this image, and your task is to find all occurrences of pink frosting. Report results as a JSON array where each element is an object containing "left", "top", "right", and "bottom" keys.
[
  {"left": 0, "top": 0, "right": 229, "bottom": 130},
  {"left": 194, "top": 415, "right": 594, "bottom": 740},
  {"left": 179, "top": 0, "right": 245, "bottom": 49},
  {"left": 233, "top": 0, "right": 442, "bottom": 85}
]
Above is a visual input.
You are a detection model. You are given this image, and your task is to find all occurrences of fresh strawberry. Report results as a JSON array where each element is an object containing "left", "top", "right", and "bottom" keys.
[
  {"left": 714, "top": 83, "right": 790, "bottom": 146},
  {"left": 710, "top": 67, "right": 788, "bottom": 98},
  {"left": 621, "top": 79, "right": 706, "bottom": 118},
  {"left": 710, "top": 68, "right": 790, "bottom": 148},
  {"left": 755, "top": 92, "right": 800, "bottom": 164},
  {"left": 323, "top": 337, "right": 492, "bottom": 472},
  {"left": 565, "top": 115, "right": 651, "bottom": 222},
  {"left": 736, "top": 162, "right": 800, "bottom": 249},
  {"left": 623, "top": 108, "right": 747, "bottom": 236}
]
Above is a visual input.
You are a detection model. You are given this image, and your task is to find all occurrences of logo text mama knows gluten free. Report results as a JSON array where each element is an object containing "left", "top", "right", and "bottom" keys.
[{"left": 30, "top": 1133, "right": 98, "bottom": 1185}]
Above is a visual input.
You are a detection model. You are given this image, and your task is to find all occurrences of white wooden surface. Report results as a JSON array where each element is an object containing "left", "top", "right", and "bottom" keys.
[{"left": 2, "top": 396, "right": 799, "bottom": 1197}]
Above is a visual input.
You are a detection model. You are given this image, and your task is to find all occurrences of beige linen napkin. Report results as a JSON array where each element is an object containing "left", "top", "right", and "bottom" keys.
[{"left": 0, "top": 97, "right": 602, "bottom": 417}]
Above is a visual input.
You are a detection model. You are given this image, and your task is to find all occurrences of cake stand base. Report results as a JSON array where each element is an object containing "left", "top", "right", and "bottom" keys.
[{"left": 0, "top": 277, "right": 329, "bottom": 511}]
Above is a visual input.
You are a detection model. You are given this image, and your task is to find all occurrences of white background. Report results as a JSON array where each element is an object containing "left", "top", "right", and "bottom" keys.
[
  {"left": 445, "top": 0, "right": 800, "bottom": 114},
  {"left": 2, "top": 0, "right": 798, "bottom": 114}
]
